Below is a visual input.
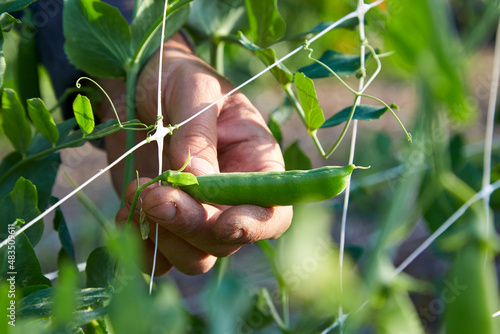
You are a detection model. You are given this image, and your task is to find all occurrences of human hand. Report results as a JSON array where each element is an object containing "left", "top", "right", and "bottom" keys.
[{"left": 99, "top": 33, "right": 293, "bottom": 276}]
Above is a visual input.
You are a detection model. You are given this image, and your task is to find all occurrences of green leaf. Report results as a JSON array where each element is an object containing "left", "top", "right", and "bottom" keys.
[
  {"left": 0, "top": 232, "right": 51, "bottom": 289},
  {"left": 294, "top": 72, "right": 325, "bottom": 132},
  {"left": 18, "top": 287, "right": 112, "bottom": 322},
  {"left": 130, "top": 0, "right": 191, "bottom": 69},
  {"left": 27, "top": 98, "right": 59, "bottom": 145},
  {"left": 188, "top": 0, "right": 246, "bottom": 38},
  {"left": 63, "top": 0, "right": 132, "bottom": 77},
  {"left": 0, "top": 152, "right": 60, "bottom": 212},
  {"left": 244, "top": 0, "right": 285, "bottom": 47},
  {"left": 0, "top": 177, "right": 43, "bottom": 247},
  {"left": 0, "top": 12, "right": 20, "bottom": 31},
  {"left": 0, "top": 0, "right": 37, "bottom": 14},
  {"left": 283, "top": 140, "right": 312, "bottom": 171},
  {"left": 1, "top": 88, "right": 31, "bottom": 155},
  {"left": 238, "top": 32, "right": 293, "bottom": 85},
  {"left": 298, "top": 50, "right": 371, "bottom": 79},
  {"left": 17, "top": 15, "right": 41, "bottom": 106},
  {"left": 86, "top": 247, "right": 115, "bottom": 288},
  {"left": 267, "top": 117, "right": 282, "bottom": 145},
  {"left": 73, "top": 94, "right": 94, "bottom": 136},
  {"left": 53, "top": 204, "right": 76, "bottom": 264},
  {"left": 166, "top": 171, "right": 198, "bottom": 186},
  {"left": 321, "top": 105, "right": 390, "bottom": 128}
]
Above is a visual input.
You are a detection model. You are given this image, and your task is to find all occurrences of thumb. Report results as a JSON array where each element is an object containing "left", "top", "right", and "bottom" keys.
[{"left": 164, "top": 67, "right": 225, "bottom": 176}]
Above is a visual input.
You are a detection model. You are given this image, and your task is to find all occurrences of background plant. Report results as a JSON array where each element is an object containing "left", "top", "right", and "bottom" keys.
[{"left": 0, "top": 0, "right": 500, "bottom": 333}]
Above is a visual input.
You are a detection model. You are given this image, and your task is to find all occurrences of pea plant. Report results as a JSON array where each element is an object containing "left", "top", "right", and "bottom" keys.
[{"left": 1, "top": 0, "right": 500, "bottom": 333}]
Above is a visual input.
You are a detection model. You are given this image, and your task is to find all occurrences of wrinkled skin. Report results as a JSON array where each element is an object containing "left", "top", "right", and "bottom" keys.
[{"left": 97, "top": 34, "right": 293, "bottom": 275}]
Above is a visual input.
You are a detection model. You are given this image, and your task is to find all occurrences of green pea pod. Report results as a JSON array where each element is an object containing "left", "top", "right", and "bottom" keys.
[{"left": 179, "top": 165, "right": 356, "bottom": 206}]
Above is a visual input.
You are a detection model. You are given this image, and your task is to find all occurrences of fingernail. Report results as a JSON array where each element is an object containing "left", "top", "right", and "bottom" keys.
[
  {"left": 146, "top": 202, "right": 177, "bottom": 221},
  {"left": 222, "top": 229, "right": 244, "bottom": 241}
]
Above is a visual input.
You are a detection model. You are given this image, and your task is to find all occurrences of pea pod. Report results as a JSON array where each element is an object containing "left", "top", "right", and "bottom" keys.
[{"left": 178, "top": 165, "right": 356, "bottom": 207}]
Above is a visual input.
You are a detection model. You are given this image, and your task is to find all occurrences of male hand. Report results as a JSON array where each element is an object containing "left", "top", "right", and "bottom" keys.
[{"left": 99, "top": 34, "right": 293, "bottom": 275}]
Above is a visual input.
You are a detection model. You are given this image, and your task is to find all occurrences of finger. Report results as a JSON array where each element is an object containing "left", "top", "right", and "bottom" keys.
[
  {"left": 217, "top": 92, "right": 285, "bottom": 173},
  {"left": 123, "top": 177, "right": 159, "bottom": 211},
  {"left": 142, "top": 185, "right": 243, "bottom": 258},
  {"left": 115, "top": 206, "right": 173, "bottom": 276},
  {"left": 164, "top": 66, "right": 224, "bottom": 175},
  {"left": 149, "top": 226, "right": 217, "bottom": 275},
  {"left": 212, "top": 205, "right": 293, "bottom": 244}
]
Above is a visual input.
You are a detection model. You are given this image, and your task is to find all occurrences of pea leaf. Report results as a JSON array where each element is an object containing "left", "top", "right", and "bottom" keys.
[
  {"left": 73, "top": 94, "right": 94, "bottom": 136},
  {"left": 1, "top": 88, "right": 31, "bottom": 155},
  {"left": 86, "top": 247, "right": 115, "bottom": 288},
  {"left": 139, "top": 207, "right": 149, "bottom": 240},
  {"left": 0, "top": 152, "right": 61, "bottom": 212},
  {"left": 238, "top": 31, "right": 293, "bottom": 85},
  {"left": 166, "top": 171, "right": 198, "bottom": 186},
  {"left": 0, "top": 12, "right": 20, "bottom": 31},
  {"left": 321, "top": 105, "right": 390, "bottom": 128},
  {"left": 130, "top": 0, "right": 191, "bottom": 69},
  {"left": 0, "top": 177, "right": 43, "bottom": 247},
  {"left": 0, "top": 232, "right": 51, "bottom": 290},
  {"left": 298, "top": 50, "right": 371, "bottom": 79},
  {"left": 63, "top": 0, "right": 132, "bottom": 78},
  {"left": 27, "top": 98, "right": 59, "bottom": 145},
  {"left": 188, "top": 0, "right": 246, "bottom": 38},
  {"left": 18, "top": 287, "right": 112, "bottom": 322},
  {"left": 244, "top": 0, "right": 285, "bottom": 47},
  {"left": 283, "top": 140, "right": 312, "bottom": 171},
  {"left": 53, "top": 204, "right": 77, "bottom": 265},
  {"left": 294, "top": 72, "right": 325, "bottom": 133},
  {"left": 0, "top": 0, "right": 37, "bottom": 14},
  {"left": 17, "top": 17, "right": 41, "bottom": 107}
]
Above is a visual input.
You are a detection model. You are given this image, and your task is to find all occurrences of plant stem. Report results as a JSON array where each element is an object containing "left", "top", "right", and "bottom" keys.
[
  {"left": 210, "top": 38, "right": 226, "bottom": 74},
  {"left": 323, "top": 95, "right": 361, "bottom": 159},
  {"left": 121, "top": 67, "right": 141, "bottom": 203}
]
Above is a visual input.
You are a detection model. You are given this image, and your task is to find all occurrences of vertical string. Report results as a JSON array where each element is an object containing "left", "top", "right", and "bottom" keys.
[
  {"left": 149, "top": 0, "right": 170, "bottom": 295},
  {"left": 338, "top": 0, "right": 368, "bottom": 326},
  {"left": 482, "top": 20, "right": 500, "bottom": 257}
]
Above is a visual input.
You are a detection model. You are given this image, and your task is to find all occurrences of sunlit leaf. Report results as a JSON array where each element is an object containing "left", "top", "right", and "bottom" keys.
[
  {"left": 63, "top": 0, "right": 132, "bottom": 77},
  {"left": 188, "top": 0, "right": 245, "bottom": 38},
  {"left": 131, "top": 0, "right": 191, "bottom": 69},
  {"left": 1, "top": 88, "right": 31, "bottom": 155},
  {"left": 238, "top": 32, "right": 293, "bottom": 85},
  {"left": 294, "top": 72, "right": 325, "bottom": 133},
  {"left": 73, "top": 94, "right": 94, "bottom": 136},
  {"left": 244, "top": 0, "right": 285, "bottom": 47},
  {"left": 27, "top": 98, "right": 59, "bottom": 145}
]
